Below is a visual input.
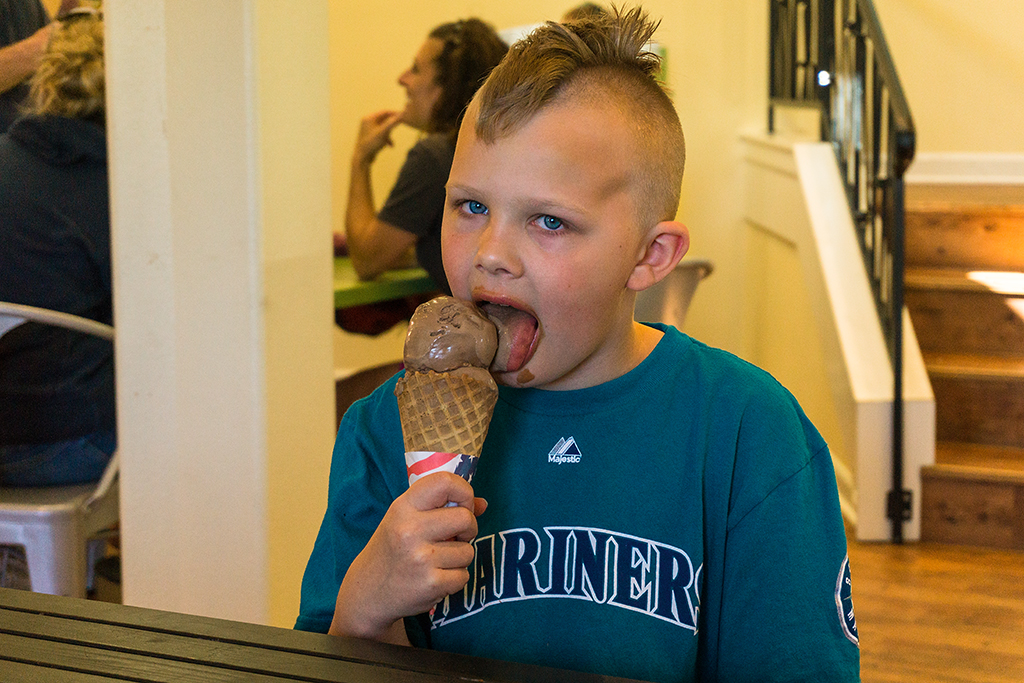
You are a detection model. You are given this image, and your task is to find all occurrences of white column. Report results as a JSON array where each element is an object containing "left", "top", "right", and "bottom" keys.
[{"left": 105, "top": 0, "right": 332, "bottom": 625}]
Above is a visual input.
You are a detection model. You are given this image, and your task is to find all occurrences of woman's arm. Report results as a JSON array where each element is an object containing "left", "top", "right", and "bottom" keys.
[
  {"left": 345, "top": 111, "right": 418, "bottom": 280},
  {"left": 346, "top": 157, "right": 418, "bottom": 280},
  {"left": 0, "top": 24, "right": 51, "bottom": 95}
]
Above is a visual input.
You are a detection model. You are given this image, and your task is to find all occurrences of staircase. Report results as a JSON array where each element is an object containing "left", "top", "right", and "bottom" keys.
[{"left": 909, "top": 203, "right": 1024, "bottom": 550}]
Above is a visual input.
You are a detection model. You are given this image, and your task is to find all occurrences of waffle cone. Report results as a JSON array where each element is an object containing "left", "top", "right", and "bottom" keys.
[{"left": 395, "top": 367, "right": 498, "bottom": 457}]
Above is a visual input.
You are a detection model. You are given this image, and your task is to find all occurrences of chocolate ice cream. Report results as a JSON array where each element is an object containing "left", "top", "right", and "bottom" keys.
[{"left": 403, "top": 296, "right": 498, "bottom": 372}]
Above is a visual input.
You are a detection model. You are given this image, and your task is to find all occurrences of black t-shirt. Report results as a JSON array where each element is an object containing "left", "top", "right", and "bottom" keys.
[
  {"left": 0, "top": 0, "right": 49, "bottom": 132},
  {"left": 377, "top": 132, "right": 455, "bottom": 294},
  {"left": 0, "top": 115, "right": 113, "bottom": 444}
]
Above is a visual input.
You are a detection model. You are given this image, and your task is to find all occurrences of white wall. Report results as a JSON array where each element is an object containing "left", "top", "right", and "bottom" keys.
[{"left": 105, "top": 0, "right": 333, "bottom": 626}]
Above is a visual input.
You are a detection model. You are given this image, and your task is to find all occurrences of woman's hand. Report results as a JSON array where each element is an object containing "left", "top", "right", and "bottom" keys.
[
  {"left": 329, "top": 473, "right": 487, "bottom": 645},
  {"left": 353, "top": 110, "right": 403, "bottom": 167}
]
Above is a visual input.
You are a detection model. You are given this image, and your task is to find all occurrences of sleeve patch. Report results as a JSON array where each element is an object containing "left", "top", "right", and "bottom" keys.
[{"left": 835, "top": 554, "right": 859, "bottom": 646}]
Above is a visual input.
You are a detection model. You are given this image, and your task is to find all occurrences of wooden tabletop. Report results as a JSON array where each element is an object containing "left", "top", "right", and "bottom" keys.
[
  {"left": 0, "top": 588, "right": 645, "bottom": 682},
  {"left": 333, "top": 258, "right": 438, "bottom": 310}
]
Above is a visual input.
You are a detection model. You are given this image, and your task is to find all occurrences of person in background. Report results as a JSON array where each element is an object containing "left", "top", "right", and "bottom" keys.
[
  {"left": 0, "top": 6, "right": 113, "bottom": 488},
  {"left": 0, "top": 0, "right": 78, "bottom": 132},
  {"left": 562, "top": 2, "right": 608, "bottom": 22},
  {"left": 340, "top": 18, "right": 507, "bottom": 294}
]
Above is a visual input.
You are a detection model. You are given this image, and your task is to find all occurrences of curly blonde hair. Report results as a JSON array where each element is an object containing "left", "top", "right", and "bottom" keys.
[{"left": 28, "top": 11, "right": 105, "bottom": 121}]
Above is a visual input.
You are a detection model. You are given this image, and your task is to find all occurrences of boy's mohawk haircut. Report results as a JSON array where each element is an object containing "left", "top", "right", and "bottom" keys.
[{"left": 476, "top": 6, "right": 662, "bottom": 142}]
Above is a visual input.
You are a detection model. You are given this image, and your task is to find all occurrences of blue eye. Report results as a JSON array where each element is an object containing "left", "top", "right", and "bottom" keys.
[
  {"left": 539, "top": 215, "right": 563, "bottom": 231},
  {"left": 466, "top": 200, "right": 487, "bottom": 215}
]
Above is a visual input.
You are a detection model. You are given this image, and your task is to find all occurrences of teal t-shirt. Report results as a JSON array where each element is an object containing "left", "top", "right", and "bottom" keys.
[{"left": 296, "top": 325, "right": 861, "bottom": 682}]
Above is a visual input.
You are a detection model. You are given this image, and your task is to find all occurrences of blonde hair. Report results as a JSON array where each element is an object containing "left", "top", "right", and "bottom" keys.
[
  {"left": 28, "top": 10, "right": 105, "bottom": 121},
  {"left": 474, "top": 6, "right": 684, "bottom": 224}
]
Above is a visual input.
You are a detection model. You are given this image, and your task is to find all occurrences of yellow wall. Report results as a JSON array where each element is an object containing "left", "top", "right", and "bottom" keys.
[
  {"left": 743, "top": 222, "right": 850, "bottom": 498},
  {"left": 875, "top": 0, "right": 1024, "bottom": 154},
  {"left": 279, "top": 0, "right": 1024, "bottom": 620},
  {"left": 328, "top": 1, "right": 580, "bottom": 238},
  {"left": 328, "top": 0, "right": 1024, "bottom": 357},
  {"left": 98, "top": 0, "right": 1012, "bottom": 625},
  {"left": 256, "top": 0, "right": 335, "bottom": 629},
  {"left": 328, "top": 0, "right": 767, "bottom": 356}
]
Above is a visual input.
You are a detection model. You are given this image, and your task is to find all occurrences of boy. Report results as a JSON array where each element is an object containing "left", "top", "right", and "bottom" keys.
[{"left": 297, "top": 8, "right": 861, "bottom": 682}]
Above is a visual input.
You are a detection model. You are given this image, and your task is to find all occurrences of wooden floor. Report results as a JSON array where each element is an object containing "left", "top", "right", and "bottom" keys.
[{"left": 850, "top": 539, "right": 1024, "bottom": 683}]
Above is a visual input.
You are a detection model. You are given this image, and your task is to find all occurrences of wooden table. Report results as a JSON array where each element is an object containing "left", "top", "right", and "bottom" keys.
[
  {"left": 0, "top": 588, "right": 645, "bottom": 682},
  {"left": 333, "top": 257, "right": 438, "bottom": 310}
]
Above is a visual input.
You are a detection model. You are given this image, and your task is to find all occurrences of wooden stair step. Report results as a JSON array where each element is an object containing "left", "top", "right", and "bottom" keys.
[
  {"left": 925, "top": 353, "right": 1024, "bottom": 378},
  {"left": 922, "top": 443, "right": 1024, "bottom": 551},
  {"left": 906, "top": 267, "right": 1024, "bottom": 295},
  {"left": 907, "top": 268, "right": 1024, "bottom": 357},
  {"left": 926, "top": 353, "right": 1024, "bottom": 449},
  {"left": 933, "top": 442, "right": 1024, "bottom": 480},
  {"left": 920, "top": 468, "right": 1024, "bottom": 550},
  {"left": 912, "top": 201, "right": 1024, "bottom": 551},
  {"left": 906, "top": 203, "right": 1024, "bottom": 271}
]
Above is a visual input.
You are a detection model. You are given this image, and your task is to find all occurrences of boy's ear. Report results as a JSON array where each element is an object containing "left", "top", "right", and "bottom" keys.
[{"left": 626, "top": 221, "right": 690, "bottom": 292}]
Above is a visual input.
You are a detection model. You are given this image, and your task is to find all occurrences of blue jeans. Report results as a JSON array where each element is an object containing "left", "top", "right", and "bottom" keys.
[{"left": 0, "top": 430, "right": 116, "bottom": 487}]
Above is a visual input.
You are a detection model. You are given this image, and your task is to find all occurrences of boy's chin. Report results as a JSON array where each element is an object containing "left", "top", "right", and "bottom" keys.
[{"left": 491, "top": 366, "right": 538, "bottom": 388}]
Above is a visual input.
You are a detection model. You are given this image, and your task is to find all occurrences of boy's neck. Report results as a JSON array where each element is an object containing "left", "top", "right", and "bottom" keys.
[
  {"left": 627, "top": 320, "right": 665, "bottom": 373},
  {"left": 535, "top": 320, "right": 663, "bottom": 392}
]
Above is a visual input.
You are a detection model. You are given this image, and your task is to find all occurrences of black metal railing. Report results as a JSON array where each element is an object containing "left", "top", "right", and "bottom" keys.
[{"left": 768, "top": 0, "right": 916, "bottom": 543}]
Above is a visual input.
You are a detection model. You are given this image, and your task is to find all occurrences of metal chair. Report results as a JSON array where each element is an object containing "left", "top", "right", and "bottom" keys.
[
  {"left": 0, "top": 302, "right": 119, "bottom": 597},
  {"left": 635, "top": 258, "right": 714, "bottom": 329}
]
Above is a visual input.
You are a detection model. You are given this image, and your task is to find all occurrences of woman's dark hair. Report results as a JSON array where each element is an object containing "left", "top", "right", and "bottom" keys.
[
  {"left": 427, "top": 18, "right": 508, "bottom": 135},
  {"left": 563, "top": 3, "right": 609, "bottom": 22}
]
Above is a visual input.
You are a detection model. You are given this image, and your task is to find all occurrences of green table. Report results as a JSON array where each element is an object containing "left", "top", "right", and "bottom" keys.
[{"left": 333, "top": 257, "right": 439, "bottom": 309}]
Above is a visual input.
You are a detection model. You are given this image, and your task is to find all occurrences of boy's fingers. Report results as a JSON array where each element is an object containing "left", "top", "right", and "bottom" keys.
[
  {"left": 410, "top": 566, "right": 471, "bottom": 613},
  {"left": 408, "top": 472, "right": 476, "bottom": 512},
  {"left": 420, "top": 505, "right": 479, "bottom": 544},
  {"left": 434, "top": 540, "right": 477, "bottom": 570}
]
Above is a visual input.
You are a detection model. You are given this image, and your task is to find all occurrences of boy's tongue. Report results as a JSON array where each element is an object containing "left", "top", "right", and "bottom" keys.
[{"left": 481, "top": 303, "right": 538, "bottom": 373}]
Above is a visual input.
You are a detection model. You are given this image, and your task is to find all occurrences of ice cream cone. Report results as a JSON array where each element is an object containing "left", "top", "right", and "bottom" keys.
[
  {"left": 396, "top": 296, "right": 500, "bottom": 487},
  {"left": 395, "top": 366, "right": 498, "bottom": 458}
]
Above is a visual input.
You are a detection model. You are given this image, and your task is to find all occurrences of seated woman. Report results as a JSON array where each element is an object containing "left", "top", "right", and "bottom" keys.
[
  {"left": 342, "top": 19, "right": 507, "bottom": 294},
  {"left": 0, "top": 7, "right": 113, "bottom": 487}
]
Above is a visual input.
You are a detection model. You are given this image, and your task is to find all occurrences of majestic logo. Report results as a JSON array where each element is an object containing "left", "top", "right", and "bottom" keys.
[
  {"left": 548, "top": 437, "right": 582, "bottom": 464},
  {"left": 835, "top": 554, "right": 858, "bottom": 645},
  {"left": 429, "top": 526, "right": 701, "bottom": 633}
]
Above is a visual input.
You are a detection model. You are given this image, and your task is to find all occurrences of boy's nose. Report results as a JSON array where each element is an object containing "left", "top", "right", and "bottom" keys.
[{"left": 474, "top": 221, "right": 522, "bottom": 277}]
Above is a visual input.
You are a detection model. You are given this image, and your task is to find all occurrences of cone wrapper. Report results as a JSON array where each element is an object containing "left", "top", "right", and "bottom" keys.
[
  {"left": 395, "top": 366, "right": 497, "bottom": 487},
  {"left": 406, "top": 451, "right": 480, "bottom": 485}
]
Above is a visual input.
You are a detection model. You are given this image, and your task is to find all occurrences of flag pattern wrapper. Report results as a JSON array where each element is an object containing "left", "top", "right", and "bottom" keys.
[{"left": 406, "top": 450, "right": 479, "bottom": 486}]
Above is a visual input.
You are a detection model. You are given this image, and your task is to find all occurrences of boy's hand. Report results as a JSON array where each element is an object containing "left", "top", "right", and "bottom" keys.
[
  {"left": 352, "top": 110, "right": 402, "bottom": 166},
  {"left": 329, "top": 472, "right": 486, "bottom": 645}
]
